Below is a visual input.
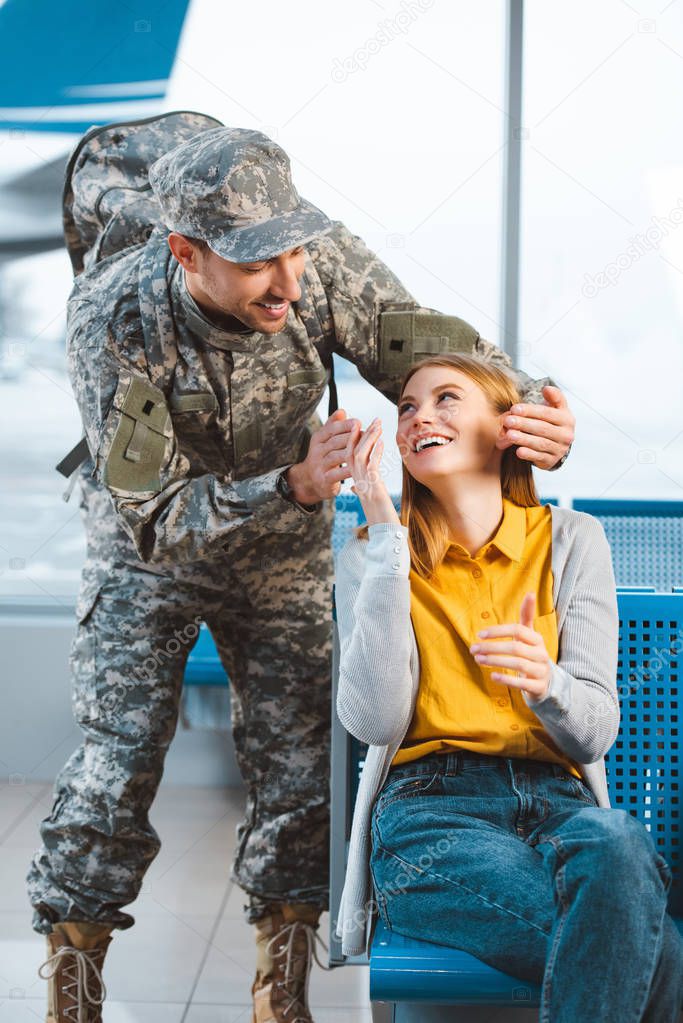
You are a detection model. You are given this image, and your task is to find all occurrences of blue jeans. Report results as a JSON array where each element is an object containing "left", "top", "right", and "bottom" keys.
[{"left": 369, "top": 750, "right": 683, "bottom": 1022}]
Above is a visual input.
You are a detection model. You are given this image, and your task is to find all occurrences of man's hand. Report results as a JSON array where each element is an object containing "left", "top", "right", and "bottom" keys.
[
  {"left": 497, "top": 385, "right": 575, "bottom": 470},
  {"left": 285, "top": 409, "right": 360, "bottom": 505},
  {"left": 469, "top": 592, "right": 552, "bottom": 702}
]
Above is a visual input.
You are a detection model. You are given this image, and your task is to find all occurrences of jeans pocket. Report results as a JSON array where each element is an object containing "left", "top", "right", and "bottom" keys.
[
  {"left": 374, "top": 767, "right": 441, "bottom": 815},
  {"left": 554, "top": 768, "right": 597, "bottom": 806}
]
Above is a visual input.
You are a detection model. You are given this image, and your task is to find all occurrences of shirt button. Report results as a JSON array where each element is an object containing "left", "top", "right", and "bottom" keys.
[
  {"left": 392, "top": 563, "right": 400, "bottom": 570},
  {"left": 393, "top": 546, "right": 401, "bottom": 553},
  {"left": 472, "top": 567, "right": 482, "bottom": 578},
  {"left": 496, "top": 698, "right": 507, "bottom": 707},
  {"left": 394, "top": 531, "right": 402, "bottom": 538},
  {"left": 481, "top": 611, "right": 490, "bottom": 619},
  {"left": 510, "top": 724, "right": 520, "bottom": 731}
]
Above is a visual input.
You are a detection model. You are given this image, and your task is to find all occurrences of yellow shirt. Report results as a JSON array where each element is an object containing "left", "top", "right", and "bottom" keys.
[{"left": 392, "top": 497, "right": 582, "bottom": 779}]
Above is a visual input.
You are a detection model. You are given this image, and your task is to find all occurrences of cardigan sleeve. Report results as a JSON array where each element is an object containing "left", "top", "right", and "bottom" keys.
[
  {"left": 334, "top": 523, "right": 416, "bottom": 746},
  {"left": 523, "top": 515, "right": 620, "bottom": 763}
]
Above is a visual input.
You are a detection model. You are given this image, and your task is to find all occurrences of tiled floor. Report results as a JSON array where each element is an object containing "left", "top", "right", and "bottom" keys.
[{"left": 0, "top": 781, "right": 372, "bottom": 1022}]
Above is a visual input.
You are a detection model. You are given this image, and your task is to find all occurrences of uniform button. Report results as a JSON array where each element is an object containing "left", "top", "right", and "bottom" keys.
[
  {"left": 481, "top": 611, "right": 490, "bottom": 619},
  {"left": 496, "top": 698, "right": 507, "bottom": 707},
  {"left": 510, "top": 723, "right": 520, "bottom": 731},
  {"left": 394, "top": 531, "right": 402, "bottom": 538},
  {"left": 472, "top": 567, "right": 482, "bottom": 578},
  {"left": 392, "top": 563, "right": 400, "bottom": 570},
  {"left": 393, "top": 546, "right": 401, "bottom": 553}
]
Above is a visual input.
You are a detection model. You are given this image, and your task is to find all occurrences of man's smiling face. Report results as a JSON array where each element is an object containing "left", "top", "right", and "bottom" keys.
[{"left": 168, "top": 233, "right": 307, "bottom": 334}]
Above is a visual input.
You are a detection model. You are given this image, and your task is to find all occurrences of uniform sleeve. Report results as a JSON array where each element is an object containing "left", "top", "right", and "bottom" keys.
[
  {"left": 334, "top": 523, "right": 416, "bottom": 746},
  {"left": 522, "top": 518, "right": 621, "bottom": 762},
  {"left": 67, "top": 306, "right": 322, "bottom": 566},
  {"left": 311, "top": 221, "right": 559, "bottom": 403}
]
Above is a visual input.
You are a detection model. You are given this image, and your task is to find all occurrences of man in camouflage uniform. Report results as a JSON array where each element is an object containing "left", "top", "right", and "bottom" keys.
[{"left": 27, "top": 118, "right": 575, "bottom": 1023}]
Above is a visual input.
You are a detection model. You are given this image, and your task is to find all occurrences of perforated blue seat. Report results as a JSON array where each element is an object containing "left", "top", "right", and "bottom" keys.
[
  {"left": 362, "top": 588, "right": 683, "bottom": 1013},
  {"left": 572, "top": 499, "right": 683, "bottom": 592}
]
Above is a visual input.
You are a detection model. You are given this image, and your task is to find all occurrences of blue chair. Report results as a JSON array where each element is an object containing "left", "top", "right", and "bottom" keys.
[
  {"left": 329, "top": 508, "right": 683, "bottom": 1017},
  {"left": 183, "top": 622, "right": 229, "bottom": 687},
  {"left": 572, "top": 498, "right": 683, "bottom": 592}
]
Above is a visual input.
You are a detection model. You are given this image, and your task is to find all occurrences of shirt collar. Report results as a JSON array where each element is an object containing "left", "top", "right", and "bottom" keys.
[
  {"left": 448, "top": 497, "right": 527, "bottom": 564},
  {"left": 485, "top": 498, "right": 527, "bottom": 563},
  {"left": 172, "top": 264, "right": 260, "bottom": 351}
]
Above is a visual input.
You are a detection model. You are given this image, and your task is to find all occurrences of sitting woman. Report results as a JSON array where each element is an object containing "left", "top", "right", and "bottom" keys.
[{"left": 333, "top": 353, "right": 682, "bottom": 1021}]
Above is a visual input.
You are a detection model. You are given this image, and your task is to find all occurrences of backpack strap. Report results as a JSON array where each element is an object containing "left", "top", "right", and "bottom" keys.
[
  {"left": 295, "top": 259, "right": 338, "bottom": 418},
  {"left": 137, "top": 226, "right": 179, "bottom": 393}
]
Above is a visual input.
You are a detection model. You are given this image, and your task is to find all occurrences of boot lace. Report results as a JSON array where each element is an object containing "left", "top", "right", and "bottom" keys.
[
  {"left": 266, "top": 919, "right": 332, "bottom": 1021},
  {"left": 38, "top": 944, "right": 107, "bottom": 1023}
]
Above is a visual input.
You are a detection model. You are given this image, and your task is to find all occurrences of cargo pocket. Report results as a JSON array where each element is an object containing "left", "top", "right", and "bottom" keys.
[
  {"left": 74, "top": 575, "right": 102, "bottom": 626},
  {"left": 100, "top": 370, "right": 173, "bottom": 497},
  {"left": 377, "top": 306, "right": 479, "bottom": 375},
  {"left": 170, "top": 390, "right": 228, "bottom": 469},
  {"left": 286, "top": 365, "right": 329, "bottom": 416}
]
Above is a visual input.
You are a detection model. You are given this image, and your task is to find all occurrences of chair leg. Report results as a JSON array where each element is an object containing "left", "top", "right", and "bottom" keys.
[{"left": 371, "top": 1001, "right": 395, "bottom": 1023}]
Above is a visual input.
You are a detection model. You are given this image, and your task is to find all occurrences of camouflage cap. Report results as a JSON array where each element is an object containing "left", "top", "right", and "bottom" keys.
[{"left": 148, "top": 126, "right": 332, "bottom": 262}]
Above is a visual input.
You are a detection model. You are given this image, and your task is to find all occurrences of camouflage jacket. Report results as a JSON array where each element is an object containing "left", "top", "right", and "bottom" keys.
[{"left": 64, "top": 115, "right": 564, "bottom": 567}]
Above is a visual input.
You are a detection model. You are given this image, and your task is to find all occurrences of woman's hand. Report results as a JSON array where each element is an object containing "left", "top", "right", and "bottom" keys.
[
  {"left": 468, "top": 592, "right": 552, "bottom": 701},
  {"left": 347, "top": 416, "right": 401, "bottom": 527}
]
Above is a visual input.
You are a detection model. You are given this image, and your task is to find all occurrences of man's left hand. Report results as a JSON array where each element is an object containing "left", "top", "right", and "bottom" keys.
[{"left": 498, "top": 385, "right": 575, "bottom": 470}]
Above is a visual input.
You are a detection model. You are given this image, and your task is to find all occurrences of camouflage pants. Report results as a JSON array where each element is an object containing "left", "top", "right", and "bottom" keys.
[{"left": 26, "top": 483, "right": 335, "bottom": 934}]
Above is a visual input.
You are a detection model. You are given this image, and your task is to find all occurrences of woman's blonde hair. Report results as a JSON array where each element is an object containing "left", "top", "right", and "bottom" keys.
[{"left": 353, "top": 354, "right": 540, "bottom": 580}]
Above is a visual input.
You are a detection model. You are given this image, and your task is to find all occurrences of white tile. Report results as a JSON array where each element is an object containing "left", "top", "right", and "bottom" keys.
[
  {"left": 0, "top": 847, "right": 39, "bottom": 912},
  {"left": 184, "top": 1007, "right": 252, "bottom": 1023},
  {"left": 310, "top": 914, "right": 370, "bottom": 1010},
  {"left": 219, "top": 882, "right": 249, "bottom": 921},
  {"left": 184, "top": 1008, "right": 252, "bottom": 1023},
  {"left": 0, "top": 999, "right": 186, "bottom": 1022},
  {"left": 186, "top": 1007, "right": 372, "bottom": 1023},
  {"left": 0, "top": 783, "right": 53, "bottom": 845},
  {"left": 0, "top": 912, "right": 51, "bottom": 1000},
  {"left": 104, "top": 912, "right": 217, "bottom": 1004},
  {"left": 149, "top": 785, "right": 245, "bottom": 826},
  {"left": 128, "top": 839, "right": 233, "bottom": 918},
  {"left": 0, "top": 909, "right": 215, "bottom": 1006},
  {"left": 91, "top": 1002, "right": 186, "bottom": 1022}
]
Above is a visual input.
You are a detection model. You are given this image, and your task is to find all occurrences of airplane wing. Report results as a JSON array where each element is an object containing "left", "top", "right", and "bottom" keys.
[
  {"left": 0, "top": 0, "right": 191, "bottom": 259},
  {"left": 0, "top": 156, "right": 67, "bottom": 260},
  {"left": 0, "top": 0, "right": 190, "bottom": 133}
]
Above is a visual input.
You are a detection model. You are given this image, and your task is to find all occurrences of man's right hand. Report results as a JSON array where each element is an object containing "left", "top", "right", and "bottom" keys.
[{"left": 286, "top": 409, "right": 362, "bottom": 505}]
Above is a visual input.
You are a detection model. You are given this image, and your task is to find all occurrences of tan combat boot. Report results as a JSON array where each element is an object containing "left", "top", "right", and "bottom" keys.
[
  {"left": 38, "top": 921, "right": 113, "bottom": 1023},
  {"left": 252, "top": 902, "right": 331, "bottom": 1022}
]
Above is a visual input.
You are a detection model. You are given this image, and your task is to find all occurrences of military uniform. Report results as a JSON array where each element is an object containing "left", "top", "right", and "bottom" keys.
[{"left": 27, "top": 116, "right": 567, "bottom": 938}]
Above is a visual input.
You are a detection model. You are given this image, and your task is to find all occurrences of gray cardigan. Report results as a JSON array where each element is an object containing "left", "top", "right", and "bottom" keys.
[{"left": 333, "top": 505, "right": 620, "bottom": 956}]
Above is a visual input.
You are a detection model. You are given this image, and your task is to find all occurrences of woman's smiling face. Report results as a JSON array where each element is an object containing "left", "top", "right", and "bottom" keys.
[{"left": 395, "top": 366, "right": 507, "bottom": 484}]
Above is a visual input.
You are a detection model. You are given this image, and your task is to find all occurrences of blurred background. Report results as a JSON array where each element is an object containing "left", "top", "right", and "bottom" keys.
[{"left": 2, "top": 0, "right": 682, "bottom": 604}]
